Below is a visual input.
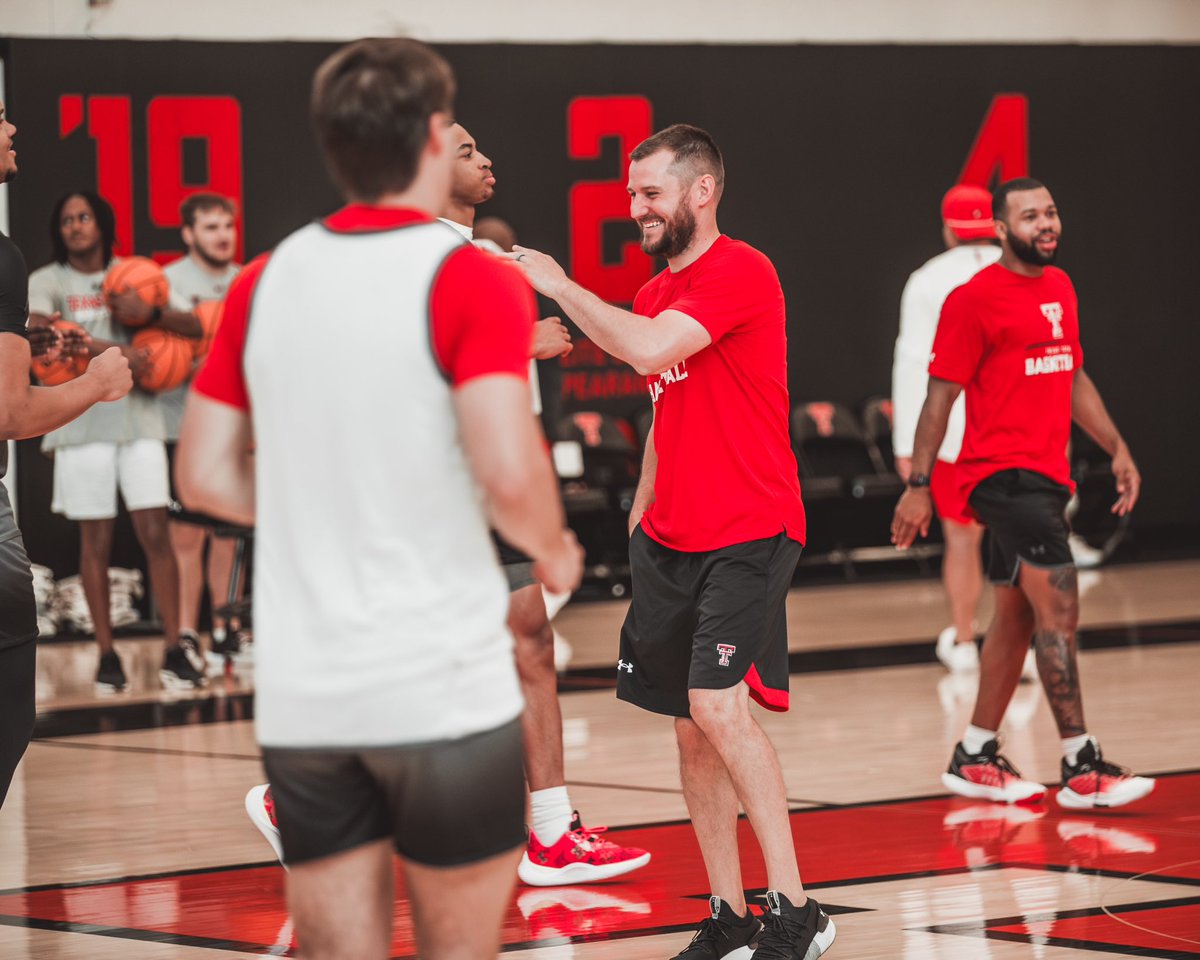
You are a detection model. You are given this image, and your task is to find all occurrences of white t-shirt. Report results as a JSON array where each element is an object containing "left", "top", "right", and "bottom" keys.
[
  {"left": 160, "top": 256, "right": 240, "bottom": 439},
  {"left": 891, "top": 243, "right": 1001, "bottom": 461},
  {"left": 28, "top": 260, "right": 178, "bottom": 451}
]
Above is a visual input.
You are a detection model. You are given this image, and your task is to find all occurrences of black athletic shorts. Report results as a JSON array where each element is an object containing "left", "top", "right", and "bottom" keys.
[
  {"left": 617, "top": 528, "right": 801, "bottom": 718},
  {"left": 492, "top": 532, "right": 537, "bottom": 592},
  {"left": 261, "top": 717, "right": 525, "bottom": 867},
  {"left": 968, "top": 468, "right": 1073, "bottom": 585}
]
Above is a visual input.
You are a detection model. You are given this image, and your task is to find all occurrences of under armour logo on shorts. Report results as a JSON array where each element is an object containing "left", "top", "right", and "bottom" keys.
[
  {"left": 617, "top": 660, "right": 634, "bottom": 673},
  {"left": 716, "top": 644, "right": 736, "bottom": 667}
]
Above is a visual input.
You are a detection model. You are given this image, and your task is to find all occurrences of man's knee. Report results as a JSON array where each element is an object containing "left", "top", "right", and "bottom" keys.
[{"left": 686, "top": 686, "right": 747, "bottom": 737}]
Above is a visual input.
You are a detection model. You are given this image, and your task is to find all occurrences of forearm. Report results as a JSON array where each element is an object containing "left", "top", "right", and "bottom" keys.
[
  {"left": 909, "top": 379, "right": 961, "bottom": 476},
  {"left": 550, "top": 280, "right": 665, "bottom": 375},
  {"left": 628, "top": 429, "right": 657, "bottom": 530},
  {"left": 176, "top": 395, "right": 256, "bottom": 525},
  {"left": 1, "top": 379, "right": 108, "bottom": 440},
  {"left": 156, "top": 308, "right": 202, "bottom": 338},
  {"left": 1072, "top": 370, "right": 1126, "bottom": 457},
  {"left": 487, "top": 442, "right": 568, "bottom": 561}
]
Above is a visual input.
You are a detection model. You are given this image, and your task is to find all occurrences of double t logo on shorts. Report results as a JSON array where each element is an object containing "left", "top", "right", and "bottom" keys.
[{"left": 716, "top": 644, "right": 736, "bottom": 667}]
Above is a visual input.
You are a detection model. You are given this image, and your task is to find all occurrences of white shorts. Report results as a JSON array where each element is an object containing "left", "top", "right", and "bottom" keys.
[{"left": 51, "top": 440, "right": 170, "bottom": 521}]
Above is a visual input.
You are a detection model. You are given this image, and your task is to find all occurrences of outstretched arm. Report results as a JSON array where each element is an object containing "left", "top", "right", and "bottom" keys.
[
  {"left": 1072, "top": 369, "right": 1140, "bottom": 515},
  {"left": 890, "top": 376, "right": 962, "bottom": 548},
  {"left": 509, "top": 247, "right": 710, "bottom": 376},
  {"left": 0, "top": 335, "right": 132, "bottom": 439}
]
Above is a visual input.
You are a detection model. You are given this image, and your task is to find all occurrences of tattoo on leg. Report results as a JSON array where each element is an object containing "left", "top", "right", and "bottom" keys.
[
  {"left": 1033, "top": 629, "right": 1085, "bottom": 736},
  {"left": 1049, "top": 566, "right": 1078, "bottom": 594}
]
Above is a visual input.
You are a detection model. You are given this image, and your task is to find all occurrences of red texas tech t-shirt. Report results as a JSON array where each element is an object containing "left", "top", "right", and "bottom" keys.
[
  {"left": 929, "top": 262, "right": 1083, "bottom": 514},
  {"left": 634, "top": 235, "right": 805, "bottom": 552}
]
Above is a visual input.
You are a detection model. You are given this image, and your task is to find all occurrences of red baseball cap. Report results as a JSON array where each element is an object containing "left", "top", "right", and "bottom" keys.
[{"left": 942, "top": 184, "right": 995, "bottom": 240}]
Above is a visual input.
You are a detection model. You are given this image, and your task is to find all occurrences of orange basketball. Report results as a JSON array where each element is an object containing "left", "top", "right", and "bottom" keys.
[
  {"left": 132, "top": 327, "right": 193, "bottom": 392},
  {"left": 31, "top": 320, "right": 90, "bottom": 385},
  {"left": 102, "top": 256, "right": 170, "bottom": 327},
  {"left": 192, "top": 299, "right": 225, "bottom": 360}
]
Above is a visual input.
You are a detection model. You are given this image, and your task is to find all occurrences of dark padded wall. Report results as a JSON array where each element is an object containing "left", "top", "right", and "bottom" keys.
[{"left": 3, "top": 39, "right": 1197, "bottom": 572}]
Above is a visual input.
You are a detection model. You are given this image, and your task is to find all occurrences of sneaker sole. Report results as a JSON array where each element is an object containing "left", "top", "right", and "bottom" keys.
[
  {"left": 1056, "top": 778, "right": 1155, "bottom": 810},
  {"left": 942, "top": 771, "right": 1046, "bottom": 804},
  {"left": 517, "top": 851, "right": 651, "bottom": 886},
  {"left": 804, "top": 917, "right": 836, "bottom": 960},
  {"left": 94, "top": 681, "right": 127, "bottom": 695},
  {"left": 245, "top": 785, "right": 287, "bottom": 867},
  {"left": 159, "top": 670, "right": 208, "bottom": 692}
]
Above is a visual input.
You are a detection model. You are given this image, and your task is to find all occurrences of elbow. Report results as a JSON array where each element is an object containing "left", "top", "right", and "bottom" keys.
[{"left": 632, "top": 347, "right": 680, "bottom": 378}]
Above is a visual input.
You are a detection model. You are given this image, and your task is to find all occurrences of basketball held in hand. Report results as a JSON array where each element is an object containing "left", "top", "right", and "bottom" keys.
[
  {"left": 103, "top": 257, "right": 170, "bottom": 327},
  {"left": 31, "top": 320, "right": 90, "bottom": 385},
  {"left": 132, "top": 327, "right": 193, "bottom": 392}
]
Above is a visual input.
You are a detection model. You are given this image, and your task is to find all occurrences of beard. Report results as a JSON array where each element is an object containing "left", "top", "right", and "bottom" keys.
[
  {"left": 641, "top": 201, "right": 697, "bottom": 259},
  {"left": 195, "top": 242, "right": 234, "bottom": 270},
  {"left": 1009, "top": 230, "right": 1058, "bottom": 267}
]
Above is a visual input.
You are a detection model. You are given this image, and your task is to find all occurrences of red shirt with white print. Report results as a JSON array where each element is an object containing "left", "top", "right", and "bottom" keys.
[
  {"left": 634, "top": 235, "right": 805, "bottom": 552},
  {"left": 929, "top": 262, "right": 1082, "bottom": 516}
]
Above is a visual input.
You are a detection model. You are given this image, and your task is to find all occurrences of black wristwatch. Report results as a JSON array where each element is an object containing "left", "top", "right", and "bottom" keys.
[{"left": 907, "top": 473, "right": 931, "bottom": 489}]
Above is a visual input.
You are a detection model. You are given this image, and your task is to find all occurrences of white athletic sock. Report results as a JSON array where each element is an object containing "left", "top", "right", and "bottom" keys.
[
  {"left": 530, "top": 786, "right": 573, "bottom": 846},
  {"left": 962, "top": 725, "right": 998, "bottom": 755},
  {"left": 1062, "top": 733, "right": 1093, "bottom": 766}
]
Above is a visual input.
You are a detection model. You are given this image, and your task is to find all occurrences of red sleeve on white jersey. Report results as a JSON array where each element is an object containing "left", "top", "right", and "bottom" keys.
[
  {"left": 929, "top": 283, "right": 985, "bottom": 385},
  {"left": 191, "top": 254, "right": 270, "bottom": 411},
  {"left": 430, "top": 245, "right": 535, "bottom": 386}
]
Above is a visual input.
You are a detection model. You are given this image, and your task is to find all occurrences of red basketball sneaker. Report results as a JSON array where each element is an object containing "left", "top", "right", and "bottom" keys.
[
  {"left": 942, "top": 739, "right": 1047, "bottom": 804},
  {"left": 1056, "top": 740, "right": 1155, "bottom": 810},
  {"left": 518, "top": 811, "right": 651, "bottom": 886},
  {"left": 245, "top": 784, "right": 286, "bottom": 866}
]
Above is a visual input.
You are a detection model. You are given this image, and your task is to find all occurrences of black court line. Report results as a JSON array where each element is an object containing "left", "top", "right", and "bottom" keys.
[
  {"left": 30, "top": 617, "right": 1200, "bottom": 737},
  {"left": 32, "top": 739, "right": 262, "bottom": 762},
  {"left": 557, "top": 616, "right": 1200, "bottom": 690},
  {"left": 923, "top": 893, "right": 1200, "bottom": 958},
  {"left": 0, "top": 914, "right": 278, "bottom": 957}
]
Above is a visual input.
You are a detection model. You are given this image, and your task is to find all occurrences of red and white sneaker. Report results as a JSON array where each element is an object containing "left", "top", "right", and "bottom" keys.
[
  {"left": 245, "top": 784, "right": 286, "bottom": 866},
  {"left": 1056, "top": 740, "right": 1155, "bottom": 810},
  {"left": 942, "top": 739, "right": 1047, "bottom": 803},
  {"left": 518, "top": 811, "right": 651, "bottom": 886}
]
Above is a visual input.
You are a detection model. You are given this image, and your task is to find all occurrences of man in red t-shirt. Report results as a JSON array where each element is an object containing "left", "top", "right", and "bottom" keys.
[
  {"left": 892, "top": 177, "right": 1153, "bottom": 811},
  {"left": 175, "top": 39, "right": 582, "bottom": 960},
  {"left": 512, "top": 125, "right": 835, "bottom": 960}
]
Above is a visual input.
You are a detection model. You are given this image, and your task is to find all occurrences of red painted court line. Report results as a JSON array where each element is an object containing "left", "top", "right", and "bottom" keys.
[{"left": 0, "top": 775, "right": 1196, "bottom": 956}]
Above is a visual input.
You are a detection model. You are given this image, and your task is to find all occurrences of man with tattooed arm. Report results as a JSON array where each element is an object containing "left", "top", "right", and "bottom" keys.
[{"left": 892, "top": 177, "right": 1154, "bottom": 810}]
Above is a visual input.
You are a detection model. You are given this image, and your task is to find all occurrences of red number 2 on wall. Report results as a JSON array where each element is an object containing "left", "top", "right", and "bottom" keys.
[
  {"left": 59, "top": 94, "right": 244, "bottom": 263},
  {"left": 567, "top": 96, "right": 653, "bottom": 305}
]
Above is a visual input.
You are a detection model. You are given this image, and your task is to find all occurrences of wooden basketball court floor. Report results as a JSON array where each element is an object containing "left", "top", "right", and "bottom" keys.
[{"left": 1, "top": 557, "right": 1198, "bottom": 958}]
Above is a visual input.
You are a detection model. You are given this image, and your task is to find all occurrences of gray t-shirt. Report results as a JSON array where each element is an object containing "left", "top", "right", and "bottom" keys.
[
  {"left": 161, "top": 256, "right": 240, "bottom": 439},
  {"left": 0, "top": 232, "right": 30, "bottom": 481},
  {"left": 28, "top": 260, "right": 167, "bottom": 451}
]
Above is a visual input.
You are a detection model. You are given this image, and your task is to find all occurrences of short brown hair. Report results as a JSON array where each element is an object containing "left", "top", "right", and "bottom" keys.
[
  {"left": 630, "top": 124, "right": 725, "bottom": 199},
  {"left": 180, "top": 192, "right": 237, "bottom": 228},
  {"left": 311, "top": 38, "right": 455, "bottom": 201}
]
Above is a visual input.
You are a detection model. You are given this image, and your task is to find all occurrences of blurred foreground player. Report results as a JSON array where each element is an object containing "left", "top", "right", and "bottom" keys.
[
  {"left": 177, "top": 39, "right": 582, "bottom": 960},
  {"left": 512, "top": 125, "right": 835, "bottom": 960},
  {"left": 242, "top": 124, "right": 647, "bottom": 885},
  {"left": 892, "top": 185, "right": 1002, "bottom": 675},
  {"left": 0, "top": 99, "right": 132, "bottom": 808},
  {"left": 892, "top": 178, "right": 1153, "bottom": 810}
]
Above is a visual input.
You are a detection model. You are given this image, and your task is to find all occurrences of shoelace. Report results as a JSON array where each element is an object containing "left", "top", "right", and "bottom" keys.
[
  {"left": 754, "top": 909, "right": 807, "bottom": 959},
  {"left": 1072, "top": 751, "right": 1131, "bottom": 783},
  {"left": 569, "top": 818, "right": 619, "bottom": 850},
  {"left": 984, "top": 751, "right": 1026, "bottom": 781},
  {"left": 683, "top": 913, "right": 738, "bottom": 951}
]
